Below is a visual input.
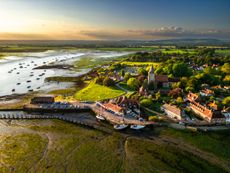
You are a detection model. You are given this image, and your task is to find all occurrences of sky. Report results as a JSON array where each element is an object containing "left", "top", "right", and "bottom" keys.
[{"left": 0, "top": 0, "right": 229, "bottom": 40}]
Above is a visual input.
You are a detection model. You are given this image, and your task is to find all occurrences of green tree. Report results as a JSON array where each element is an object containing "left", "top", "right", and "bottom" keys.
[
  {"left": 155, "top": 91, "right": 161, "bottom": 101},
  {"left": 138, "top": 68, "right": 148, "bottom": 76},
  {"left": 140, "top": 98, "right": 153, "bottom": 108},
  {"left": 222, "top": 96, "right": 230, "bottom": 107},
  {"left": 121, "top": 69, "right": 125, "bottom": 77},
  {"left": 103, "top": 77, "right": 115, "bottom": 87},
  {"left": 127, "top": 77, "right": 139, "bottom": 90},
  {"left": 172, "top": 62, "right": 192, "bottom": 77},
  {"left": 124, "top": 72, "right": 131, "bottom": 81},
  {"left": 221, "top": 63, "right": 230, "bottom": 74}
]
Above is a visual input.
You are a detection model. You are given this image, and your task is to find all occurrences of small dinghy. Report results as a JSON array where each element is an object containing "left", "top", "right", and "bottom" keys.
[
  {"left": 96, "top": 114, "right": 105, "bottom": 120},
  {"left": 130, "top": 125, "right": 145, "bottom": 130},
  {"left": 114, "top": 124, "right": 128, "bottom": 130}
]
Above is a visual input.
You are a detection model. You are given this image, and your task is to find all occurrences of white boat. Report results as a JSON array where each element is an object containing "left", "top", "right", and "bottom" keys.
[
  {"left": 96, "top": 114, "right": 105, "bottom": 120},
  {"left": 114, "top": 124, "right": 128, "bottom": 130},
  {"left": 130, "top": 125, "right": 145, "bottom": 130}
]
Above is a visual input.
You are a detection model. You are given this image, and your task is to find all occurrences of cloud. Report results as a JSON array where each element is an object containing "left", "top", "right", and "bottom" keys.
[
  {"left": 128, "top": 26, "right": 230, "bottom": 39},
  {"left": 1, "top": 26, "right": 229, "bottom": 40},
  {"left": 80, "top": 30, "right": 127, "bottom": 40},
  {"left": 80, "top": 26, "right": 230, "bottom": 40}
]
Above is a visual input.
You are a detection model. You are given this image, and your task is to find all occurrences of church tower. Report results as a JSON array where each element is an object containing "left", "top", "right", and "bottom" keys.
[{"left": 148, "top": 66, "right": 155, "bottom": 84}]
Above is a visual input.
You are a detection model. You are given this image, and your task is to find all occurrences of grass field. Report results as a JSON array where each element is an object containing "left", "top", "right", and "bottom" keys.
[
  {"left": 215, "top": 49, "right": 230, "bottom": 56},
  {"left": 120, "top": 61, "right": 160, "bottom": 67},
  {"left": 161, "top": 128, "right": 230, "bottom": 162},
  {"left": 75, "top": 80, "right": 125, "bottom": 101},
  {"left": 96, "top": 47, "right": 159, "bottom": 52},
  {"left": 162, "top": 49, "right": 197, "bottom": 54},
  {"left": 0, "top": 120, "right": 229, "bottom": 173},
  {"left": 48, "top": 88, "right": 77, "bottom": 95},
  {"left": 0, "top": 45, "right": 79, "bottom": 53}
]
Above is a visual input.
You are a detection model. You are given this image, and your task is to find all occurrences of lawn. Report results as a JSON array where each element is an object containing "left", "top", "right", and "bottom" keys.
[
  {"left": 120, "top": 61, "right": 160, "bottom": 67},
  {"left": 215, "top": 49, "right": 230, "bottom": 56},
  {"left": 75, "top": 80, "right": 125, "bottom": 101}
]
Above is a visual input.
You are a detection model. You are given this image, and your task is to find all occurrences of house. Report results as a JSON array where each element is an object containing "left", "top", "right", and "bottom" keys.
[
  {"left": 222, "top": 109, "right": 230, "bottom": 123},
  {"left": 31, "top": 95, "right": 55, "bottom": 104},
  {"left": 187, "top": 93, "right": 226, "bottom": 124},
  {"left": 116, "top": 96, "right": 139, "bottom": 107},
  {"left": 187, "top": 92, "right": 199, "bottom": 102},
  {"left": 200, "top": 89, "right": 214, "bottom": 97},
  {"left": 103, "top": 103, "right": 124, "bottom": 116},
  {"left": 161, "top": 103, "right": 183, "bottom": 120},
  {"left": 139, "top": 86, "right": 148, "bottom": 96}
]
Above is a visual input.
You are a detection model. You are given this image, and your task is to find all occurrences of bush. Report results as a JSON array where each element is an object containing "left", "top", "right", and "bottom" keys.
[
  {"left": 103, "top": 77, "right": 115, "bottom": 87},
  {"left": 140, "top": 98, "right": 153, "bottom": 107},
  {"left": 127, "top": 77, "right": 139, "bottom": 90},
  {"left": 96, "top": 77, "right": 105, "bottom": 85}
]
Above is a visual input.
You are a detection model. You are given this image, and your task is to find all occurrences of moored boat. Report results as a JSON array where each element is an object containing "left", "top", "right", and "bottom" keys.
[
  {"left": 130, "top": 125, "right": 145, "bottom": 130},
  {"left": 114, "top": 124, "right": 128, "bottom": 130},
  {"left": 96, "top": 114, "right": 105, "bottom": 120}
]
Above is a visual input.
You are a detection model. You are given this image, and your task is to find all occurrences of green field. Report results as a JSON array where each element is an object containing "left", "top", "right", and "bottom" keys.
[
  {"left": 75, "top": 80, "right": 125, "bottom": 101},
  {"left": 215, "top": 49, "right": 230, "bottom": 56},
  {"left": 48, "top": 88, "right": 77, "bottom": 95},
  {"left": 0, "top": 45, "right": 78, "bottom": 53},
  {"left": 96, "top": 47, "right": 159, "bottom": 52},
  {"left": 161, "top": 128, "right": 230, "bottom": 162},
  {"left": 120, "top": 61, "right": 160, "bottom": 67},
  {"left": 0, "top": 120, "right": 229, "bottom": 173},
  {"left": 74, "top": 56, "right": 117, "bottom": 69},
  {"left": 162, "top": 49, "right": 197, "bottom": 54}
]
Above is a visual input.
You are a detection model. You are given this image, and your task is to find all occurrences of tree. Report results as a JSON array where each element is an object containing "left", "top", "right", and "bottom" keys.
[
  {"left": 103, "top": 77, "right": 115, "bottom": 87},
  {"left": 124, "top": 72, "right": 131, "bottom": 81},
  {"left": 176, "top": 97, "right": 183, "bottom": 104},
  {"left": 155, "top": 91, "right": 161, "bottom": 101},
  {"left": 127, "top": 78, "right": 139, "bottom": 90},
  {"left": 140, "top": 98, "right": 153, "bottom": 108},
  {"left": 172, "top": 62, "right": 192, "bottom": 77},
  {"left": 222, "top": 96, "right": 230, "bottom": 107},
  {"left": 168, "top": 88, "right": 182, "bottom": 98},
  {"left": 143, "top": 79, "right": 148, "bottom": 89},
  {"left": 221, "top": 63, "right": 230, "bottom": 74},
  {"left": 137, "top": 68, "right": 148, "bottom": 76},
  {"left": 121, "top": 69, "right": 125, "bottom": 77},
  {"left": 95, "top": 77, "right": 104, "bottom": 85}
]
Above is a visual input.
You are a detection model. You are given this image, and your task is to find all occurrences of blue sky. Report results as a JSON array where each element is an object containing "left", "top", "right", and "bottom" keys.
[{"left": 0, "top": 0, "right": 229, "bottom": 40}]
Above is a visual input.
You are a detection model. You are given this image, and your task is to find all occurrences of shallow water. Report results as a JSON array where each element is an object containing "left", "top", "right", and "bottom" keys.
[{"left": 0, "top": 50, "right": 130, "bottom": 96}]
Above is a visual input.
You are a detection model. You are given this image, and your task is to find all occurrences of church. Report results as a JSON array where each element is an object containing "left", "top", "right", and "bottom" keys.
[{"left": 148, "top": 66, "right": 178, "bottom": 89}]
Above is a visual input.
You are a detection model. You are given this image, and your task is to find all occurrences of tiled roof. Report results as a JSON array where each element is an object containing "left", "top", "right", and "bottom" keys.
[
  {"left": 155, "top": 75, "right": 168, "bottom": 82},
  {"left": 187, "top": 92, "right": 199, "bottom": 102},
  {"left": 103, "top": 103, "right": 123, "bottom": 113},
  {"left": 162, "top": 104, "right": 181, "bottom": 116}
]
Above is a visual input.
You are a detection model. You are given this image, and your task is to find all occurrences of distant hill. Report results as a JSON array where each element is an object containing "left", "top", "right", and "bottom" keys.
[{"left": 0, "top": 38, "right": 229, "bottom": 47}]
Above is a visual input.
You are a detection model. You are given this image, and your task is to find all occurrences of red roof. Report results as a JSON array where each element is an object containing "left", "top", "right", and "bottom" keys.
[
  {"left": 155, "top": 75, "right": 168, "bottom": 82},
  {"left": 187, "top": 92, "right": 199, "bottom": 102},
  {"left": 103, "top": 103, "right": 123, "bottom": 113}
]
